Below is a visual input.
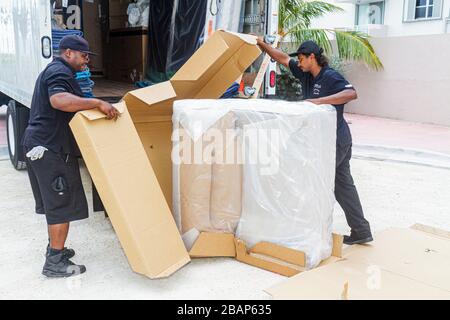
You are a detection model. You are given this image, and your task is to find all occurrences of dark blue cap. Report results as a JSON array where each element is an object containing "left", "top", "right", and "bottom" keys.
[
  {"left": 289, "top": 40, "right": 323, "bottom": 57},
  {"left": 58, "top": 35, "right": 97, "bottom": 55}
]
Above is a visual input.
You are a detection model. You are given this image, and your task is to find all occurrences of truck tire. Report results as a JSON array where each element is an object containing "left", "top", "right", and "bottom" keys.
[{"left": 6, "top": 100, "right": 29, "bottom": 170}]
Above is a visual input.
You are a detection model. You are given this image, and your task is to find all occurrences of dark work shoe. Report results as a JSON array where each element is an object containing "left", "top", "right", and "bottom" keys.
[
  {"left": 343, "top": 233, "right": 373, "bottom": 245},
  {"left": 42, "top": 253, "right": 86, "bottom": 278},
  {"left": 45, "top": 244, "right": 75, "bottom": 259}
]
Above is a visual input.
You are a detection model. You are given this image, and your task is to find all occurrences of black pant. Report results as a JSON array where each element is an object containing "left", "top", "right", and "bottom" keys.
[
  {"left": 335, "top": 143, "right": 371, "bottom": 237},
  {"left": 24, "top": 147, "right": 89, "bottom": 225}
]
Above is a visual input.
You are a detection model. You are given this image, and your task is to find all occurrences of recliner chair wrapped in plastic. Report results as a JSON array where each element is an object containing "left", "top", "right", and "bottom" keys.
[{"left": 172, "top": 99, "right": 337, "bottom": 269}]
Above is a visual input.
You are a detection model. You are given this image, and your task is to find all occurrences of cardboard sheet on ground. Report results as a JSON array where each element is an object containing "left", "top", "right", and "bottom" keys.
[
  {"left": 69, "top": 30, "right": 262, "bottom": 278},
  {"left": 265, "top": 224, "right": 450, "bottom": 300}
]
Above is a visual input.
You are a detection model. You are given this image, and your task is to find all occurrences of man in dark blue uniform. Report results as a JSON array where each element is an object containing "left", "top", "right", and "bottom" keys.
[
  {"left": 256, "top": 38, "right": 372, "bottom": 245},
  {"left": 22, "top": 35, "right": 119, "bottom": 277}
]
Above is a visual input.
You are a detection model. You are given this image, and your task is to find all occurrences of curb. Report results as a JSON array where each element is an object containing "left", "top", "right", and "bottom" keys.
[
  {"left": 353, "top": 144, "right": 450, "bottom": 170},
  {"left": 0, "top": 145, "right": 9, "bottom": 161}
]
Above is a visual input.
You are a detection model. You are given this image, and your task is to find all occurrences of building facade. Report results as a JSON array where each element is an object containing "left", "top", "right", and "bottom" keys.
[
  {"left": 311, "top": 0, "right": 450, "bottom": 37},
  {"left": 308, "top": 1, "right": 450, "bottom": 126}
]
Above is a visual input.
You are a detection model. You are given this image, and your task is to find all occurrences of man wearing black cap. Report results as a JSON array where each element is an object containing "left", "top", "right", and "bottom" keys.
[
  {"left": 256, "top": 38, "right": 372, "bottom": 245},
  {"left": 22, "top": 35, "right": 119, "bottom": 277}
]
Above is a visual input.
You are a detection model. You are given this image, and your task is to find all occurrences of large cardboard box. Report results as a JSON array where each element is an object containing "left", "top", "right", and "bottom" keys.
[
  {"left": 69, "top": 30, "right": 262, "bottom": 278},
  {"left": 266, "top": 224, "right": 450, "bottom": 300}
]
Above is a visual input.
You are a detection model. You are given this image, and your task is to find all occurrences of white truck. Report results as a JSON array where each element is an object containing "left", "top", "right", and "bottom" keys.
[{"left": 0, "top": 0, "right": 279, "bottom": 170}]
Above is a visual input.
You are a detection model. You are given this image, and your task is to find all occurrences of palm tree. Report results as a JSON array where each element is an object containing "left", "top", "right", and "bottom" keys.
[{"left": 279, "top": 0, "right": 383, "bottom": 70}]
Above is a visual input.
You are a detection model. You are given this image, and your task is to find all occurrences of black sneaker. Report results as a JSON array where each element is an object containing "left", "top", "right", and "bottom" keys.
[
  {"left": 45, "top": 244, "right": 75, "bottom": 259},
  {"left": 42, "top": 252, "right": 86, "bottom": 278},
  {"left": 343, "top": 233, "right": 373, "bottom": 245}
]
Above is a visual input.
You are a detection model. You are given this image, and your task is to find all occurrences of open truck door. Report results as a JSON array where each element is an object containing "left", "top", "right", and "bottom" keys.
[{"left": 0, "top": 0, "right": 53, "bottom": 169}]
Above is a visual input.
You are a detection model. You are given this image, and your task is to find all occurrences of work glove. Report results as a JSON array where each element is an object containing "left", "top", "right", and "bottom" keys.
[{"left": 26, "top": 146, "right": 48, "bottom": 161}]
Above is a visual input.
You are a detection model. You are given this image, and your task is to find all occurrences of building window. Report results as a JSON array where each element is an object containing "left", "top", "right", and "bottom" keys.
[
  {"left": 404, "top": 0, "right": 443, "bottom": 21},
  {"left": 415, "top": 0, "right": 434, "bottom": 19},
  {"left": 356, "top": 1, "right": 385, "bottom": 25}
]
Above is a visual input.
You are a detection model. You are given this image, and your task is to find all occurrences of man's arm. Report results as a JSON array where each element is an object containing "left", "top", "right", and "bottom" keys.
[
  {"left": 50, "top": 93, "right": 119, "bottom": 120},
  {"left": 256, "top": 37, "right": 290, "bottom": 67},
  {"left": 306, "top": 89, "right": 358, "bottom": 105}
]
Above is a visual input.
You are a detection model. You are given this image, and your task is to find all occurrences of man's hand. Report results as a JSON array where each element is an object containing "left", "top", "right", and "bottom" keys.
[
  {"left": 98, "top": 101, "right": 120, "bottom": 120},
  {"left": 256, "top": 36, "right": 265, "bottom": 49}
]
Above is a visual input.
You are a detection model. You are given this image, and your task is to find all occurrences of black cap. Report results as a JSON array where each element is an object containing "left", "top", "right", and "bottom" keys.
[
  {"left": 58, "top": 35, "right": 97, "bottom": 55},
  {"left": 289, "top": 40, "right": 323, "bottom": 57}
]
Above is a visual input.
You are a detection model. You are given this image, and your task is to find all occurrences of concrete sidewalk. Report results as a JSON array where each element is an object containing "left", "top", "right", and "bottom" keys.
[
  {"left": 1, "top": 156, "right": 449, "bottom": 299},
  {"left": 346, "top": 113, "right": 450, "bottom": 156}
]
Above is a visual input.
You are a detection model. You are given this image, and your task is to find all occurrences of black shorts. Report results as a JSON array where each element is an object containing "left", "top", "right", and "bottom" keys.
[{"left": 24, "top": 147, "right": 88, "bottom": 225}]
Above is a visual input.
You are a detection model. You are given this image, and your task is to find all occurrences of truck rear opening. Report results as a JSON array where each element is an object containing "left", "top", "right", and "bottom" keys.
[{"left": 1, "top": 0, "right": 279, "bottom": 170}]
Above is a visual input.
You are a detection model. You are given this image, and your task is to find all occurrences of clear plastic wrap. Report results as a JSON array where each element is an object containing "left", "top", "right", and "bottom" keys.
[{"left": 172, "top": 99, "right": 337, "bottom": 269}]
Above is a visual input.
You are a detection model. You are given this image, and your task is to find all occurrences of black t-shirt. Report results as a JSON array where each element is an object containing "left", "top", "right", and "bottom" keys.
[
  {"left": 22, "top": 57, "right": 83, "bottom": 155},
  {"left": 289, "top": 59, "right": 353, "bottom": 145}
]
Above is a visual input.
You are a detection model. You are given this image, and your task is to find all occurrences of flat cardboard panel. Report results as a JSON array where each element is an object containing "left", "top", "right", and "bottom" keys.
[
  {"left": 343, "top": 228, "right": 450, "bottom": 292},
  {"left": 70, "top": 105, "right": 190, "bottom": 278},
  {"left": 265, "top": 259, "right": 450, "bottom": 300},
  {"left": 266, "top": 226, "right": 450, "bottom": 299}
]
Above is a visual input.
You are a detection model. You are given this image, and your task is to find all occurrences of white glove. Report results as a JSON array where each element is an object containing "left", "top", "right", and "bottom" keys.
[{"left": 26, "top": 146, "right": 48, "bottom": 161}]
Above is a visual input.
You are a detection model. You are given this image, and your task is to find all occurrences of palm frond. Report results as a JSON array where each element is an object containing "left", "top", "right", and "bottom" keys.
[
  {"left": 279, "top": 0, "right": 383, "bottom": 71},
  {"left": 297, "top": 1, "right": 344, "bottom": 27},
  {"left": 279, "top": 0, "right": 343, "bottom": 36},
  {"left": 289, "top": 28, "right": 333, "bottom": 55},
  {"left": 333, "top": 30, "right": 384, "bottom": 71}
]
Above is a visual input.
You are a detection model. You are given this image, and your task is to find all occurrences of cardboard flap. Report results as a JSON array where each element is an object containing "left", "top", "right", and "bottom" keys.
[
  {"left": 171, "top": 30, "right": 261, "bottom": 99},
  {"left": 189, "top": 232, "right": 236, "bottom": 258},
  {"left": 79, "top": 100, "right": 126, "bottom": 121},
  {"left": 249, "top": 242, "right": 306, "bottom": 268},
  {"left": 216, "top": 29, "right": 258, "bottom": 45},
  {"left": 124, "top": 81, "right": 177, "bottom": 107},
  {"left": 123, "top": 82, "right": 177, "bottom": 121},
  {"left": 331, "top": 233, "right": 344, "bottom": 258},
  {"left": 235, "top": 239, "right": 303, "bottom": 277}
]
